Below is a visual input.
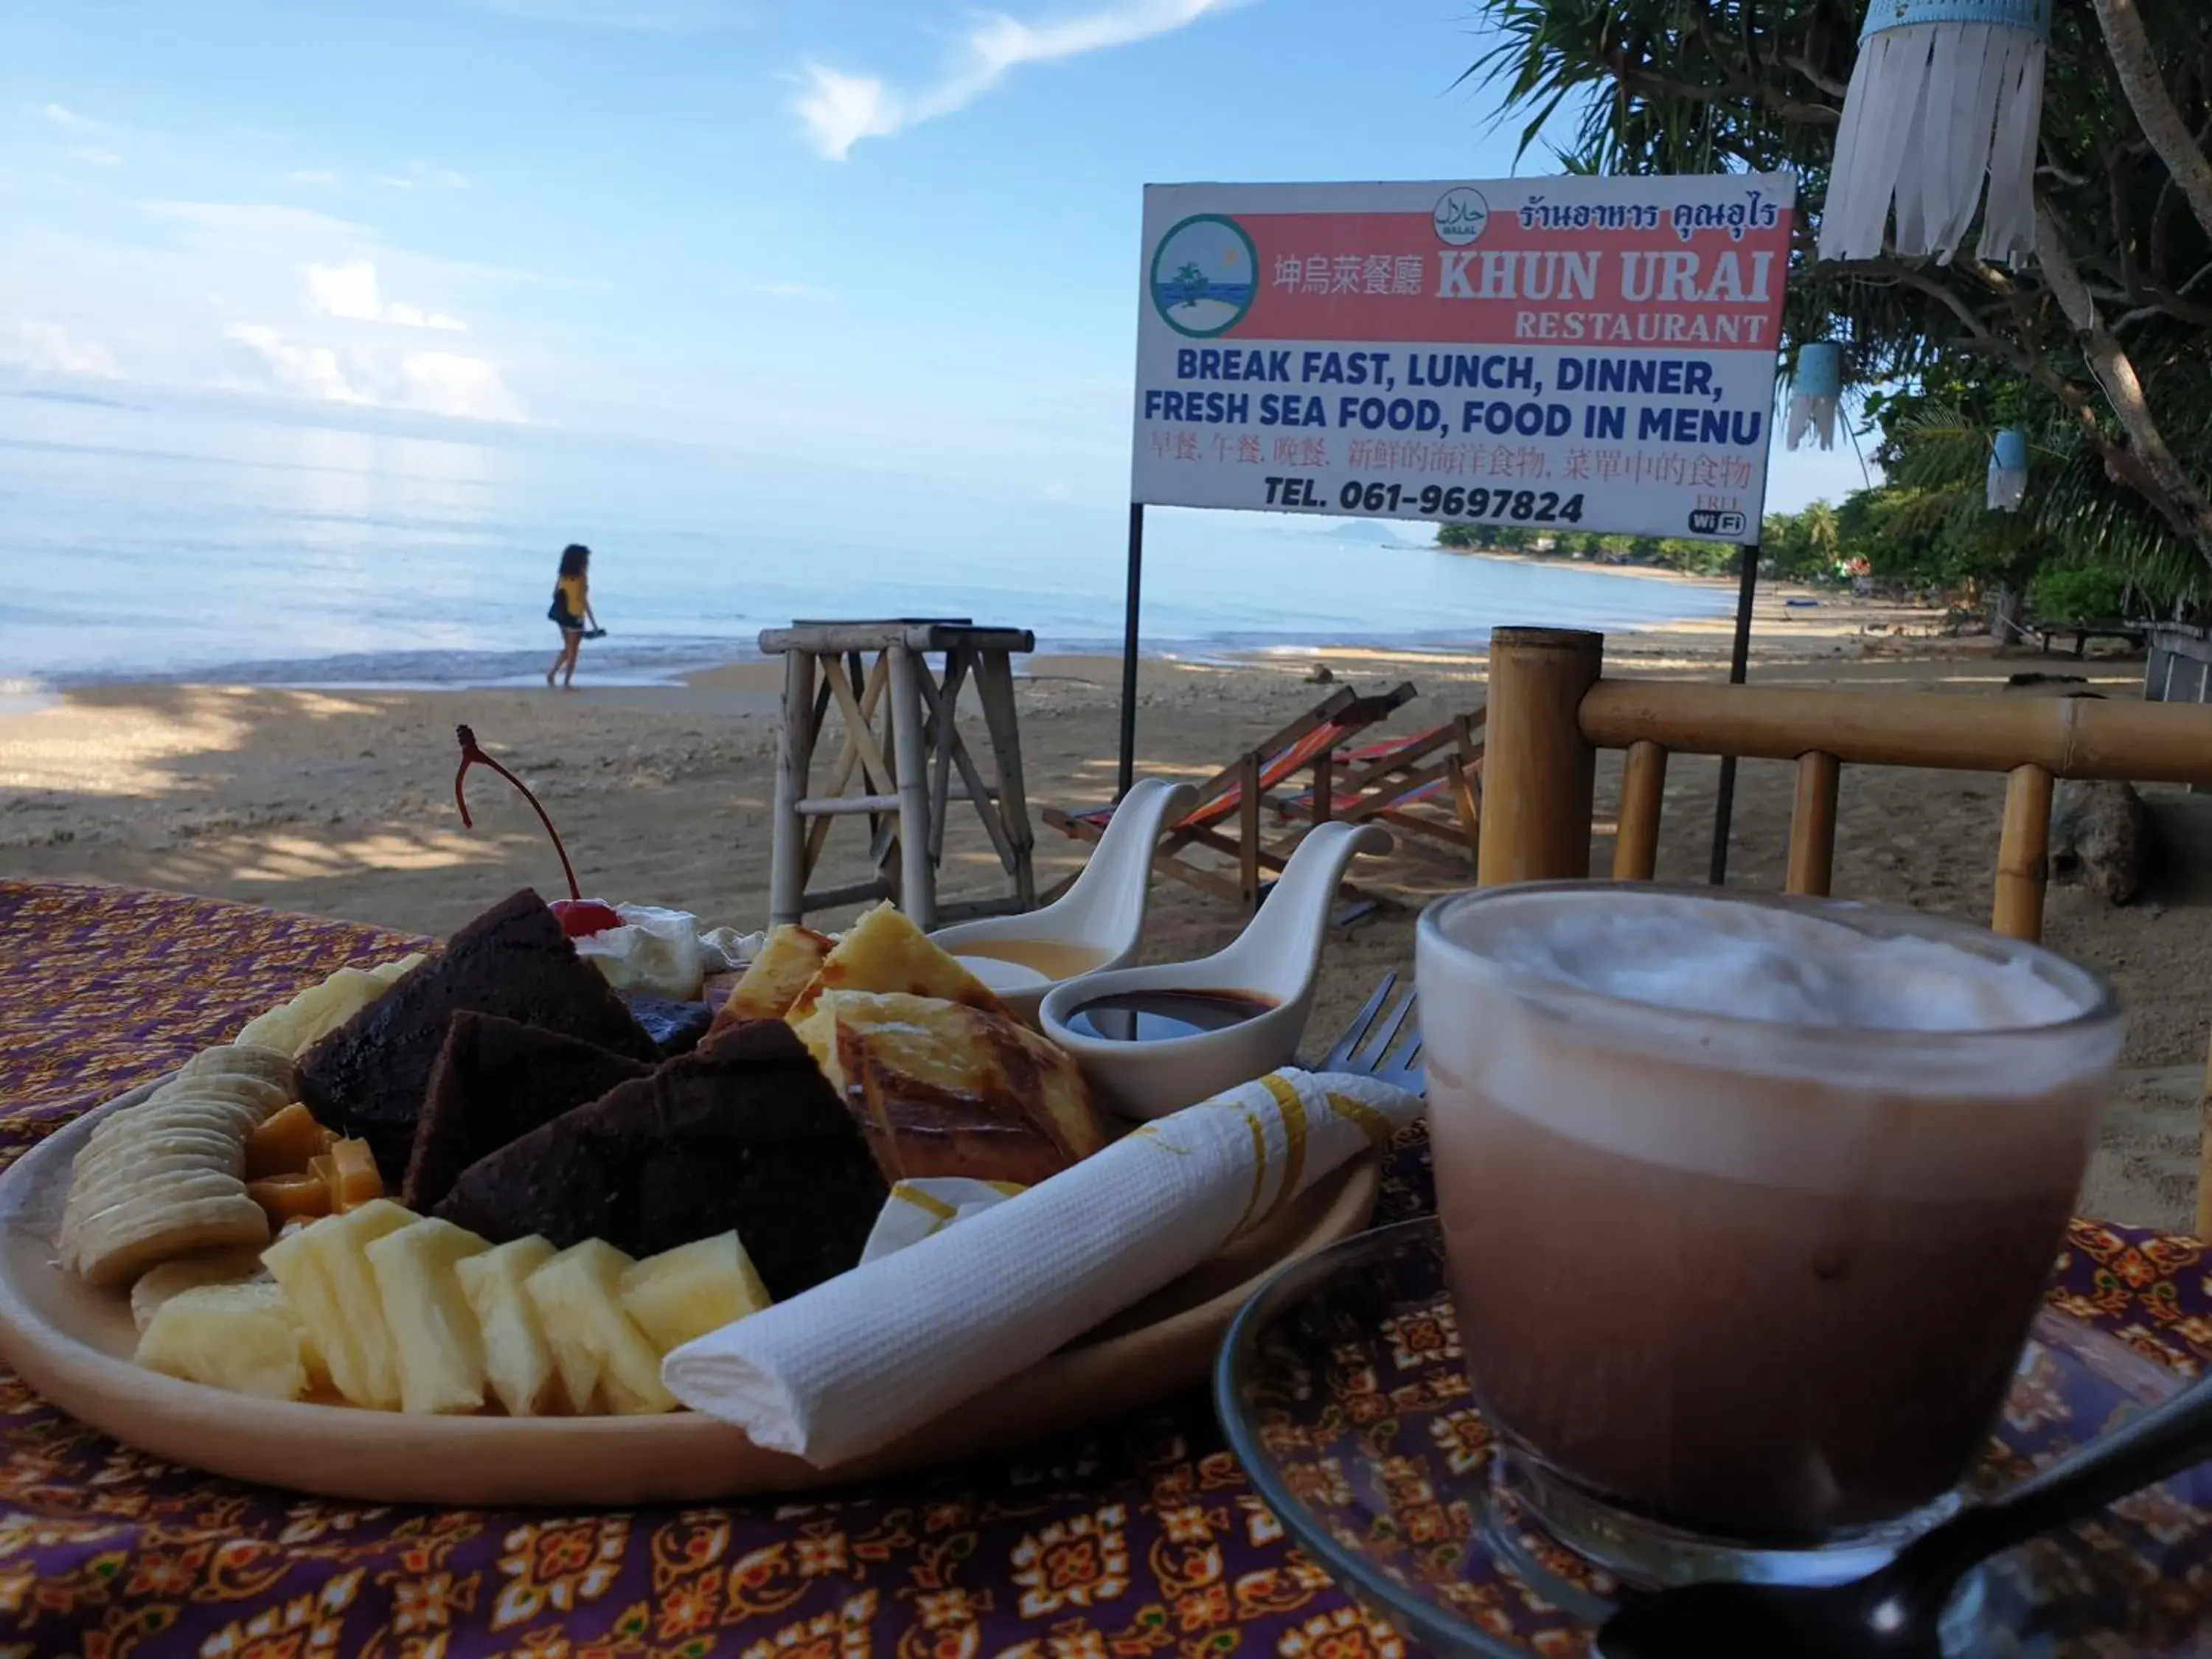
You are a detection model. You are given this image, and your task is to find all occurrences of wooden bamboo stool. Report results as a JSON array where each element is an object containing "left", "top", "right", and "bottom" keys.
[{"left": 762, "top": 619, "right": 1038, "bottom": 931}]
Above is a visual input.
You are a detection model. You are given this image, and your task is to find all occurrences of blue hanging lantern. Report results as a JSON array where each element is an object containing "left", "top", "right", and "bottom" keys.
[
  {"left": 1988, "top": 428, "right": 2029, "bottom": 511},
  {"left": 1786, "top": 342, "right": 1844, "bottom": 452},
  {"left": 1819, "top": 0, "right": 2051, "bottom": 267}
]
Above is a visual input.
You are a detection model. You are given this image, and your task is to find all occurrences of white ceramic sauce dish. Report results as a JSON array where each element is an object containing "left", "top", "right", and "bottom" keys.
[
  {"left": 1038, "top": 821, "right": 1391, "bottom": 1119},
  {"left": 931, "top": 778, "right": 1197, "bottom": 1024}
]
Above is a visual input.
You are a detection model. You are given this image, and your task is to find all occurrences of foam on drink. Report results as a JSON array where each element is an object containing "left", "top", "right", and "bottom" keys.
[{"left": 1468, "top": 890, "right": 2083, "bottom": 1032}]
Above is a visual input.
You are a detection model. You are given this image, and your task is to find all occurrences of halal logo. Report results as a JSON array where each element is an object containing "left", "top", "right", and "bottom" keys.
[
  {"left": 1149, "top": 214, "right": 1258, "bottom": 339},
  {"left": 1433, "top": 187, "right": 1491, "bottom": 247}
]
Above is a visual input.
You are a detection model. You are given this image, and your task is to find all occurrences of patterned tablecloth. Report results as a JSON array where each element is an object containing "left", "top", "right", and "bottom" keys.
[{"left": 0, "top": 879, "right": 2205, "bottom": 1659}]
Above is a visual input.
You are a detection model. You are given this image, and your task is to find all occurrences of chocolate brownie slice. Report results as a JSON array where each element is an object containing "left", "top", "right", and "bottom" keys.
[
  {"left": 432, "top": 1019, "right": 887, "bottom": 1301},
  {"left": 403, "top": 1011, "right": 653, "bottom": 1212},
  {"left": 297, "top": 888, "right": 657, "bottom": 1184}
]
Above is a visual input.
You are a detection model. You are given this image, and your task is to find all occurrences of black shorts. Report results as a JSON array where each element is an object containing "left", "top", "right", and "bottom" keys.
[{"left": 549, "top": 605, "right": 584, "bottom": 633}]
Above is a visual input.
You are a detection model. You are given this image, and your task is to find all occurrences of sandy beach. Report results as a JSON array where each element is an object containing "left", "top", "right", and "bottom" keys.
[{"left": 4, "top": 570, "right": 2204, "bottom": 1230}]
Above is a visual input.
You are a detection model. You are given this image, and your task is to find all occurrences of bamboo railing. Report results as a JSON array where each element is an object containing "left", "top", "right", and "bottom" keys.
[{"left": 1473, "top": 627, "right": 2212, "bottom": 1237}]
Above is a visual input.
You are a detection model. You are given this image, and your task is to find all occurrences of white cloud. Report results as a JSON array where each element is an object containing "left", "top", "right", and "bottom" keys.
[
  {"left": 794, "top": 0, "right": 1239, "bottom": 159},
  {"left": 223, "top": 324, "right": 524, "bottom": 422},
  {"left": 41, "top": 102, "right": 105, "bottom": 132},
  {"left": 400, "top": 351, "right": 524, "bottom": 420},
  {"left": 1, "top": 319, "right": 121, "bottom": 378},
  {"left": 383, "top": 302, "right": 467, "bottom": 330},
  {"left": 286, "top": 169, "right": 338, "bottom": 186},
  {"left": 378, "top": 161, "right": 469, "bottom": 191},
  {"left": 305, "top": 260, "right": 383, "bottom": 321},
  {"left": 304, "top": 261, "right": 469, "bottom": 330},
  {"left": 60, "top": 145, "right": 122, "bottom": 168},
  {"left": 225, "top": 323, "right": 369, "bottom": 403},
  {"left": 753, "top": 281, "right": 832, "bottom": 300}
]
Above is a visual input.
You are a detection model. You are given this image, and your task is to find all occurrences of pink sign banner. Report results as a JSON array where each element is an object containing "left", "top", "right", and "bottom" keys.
[{"left": 1131, "top": 175, "right": 1796, "bottom": 543}]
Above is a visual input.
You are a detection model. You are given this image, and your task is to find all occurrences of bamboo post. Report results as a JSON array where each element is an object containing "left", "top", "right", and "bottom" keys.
[
  {"left": 1785, "top": 751, "right": 1841, "bottom": 897},
  {"left": 886, "top": 644, "right": 936, "bottom": 930},
  {"left": 1611, "top": 740, "right": 1668, "bottom": 880},
  {"left": 1992, "top": 762, "right": 2054, "bottom": 942},
  {"left": 768, "top": 648, "right": 817, "bottom": 925},
  {"left": 1478, "top": 628, "right": 1603, "bottom": 886}
]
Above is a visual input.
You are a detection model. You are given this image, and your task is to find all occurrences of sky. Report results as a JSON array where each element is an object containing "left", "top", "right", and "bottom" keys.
[{"left": 0, "top": 0, "right": 1873, "bottom": 538}]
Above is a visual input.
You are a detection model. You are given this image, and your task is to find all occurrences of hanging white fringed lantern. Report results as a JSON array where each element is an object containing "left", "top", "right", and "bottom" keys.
[
  {"left": 1987, "top": 428, "right": 2029, "bottom": 510},
  {"left": 1786, "top": 342, "right": 1844, "bottom": 451},
  {"left": 1818, "top": 0, "right": 2050, "bottom": 266}
]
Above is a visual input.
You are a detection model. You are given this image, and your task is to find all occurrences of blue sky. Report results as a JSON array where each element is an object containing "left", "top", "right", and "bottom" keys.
[{"left": 0, "top": 0, "right": 1870, "bottom": 531}]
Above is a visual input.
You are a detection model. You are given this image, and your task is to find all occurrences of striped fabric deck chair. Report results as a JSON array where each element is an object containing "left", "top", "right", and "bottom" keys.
[
  {"left": 1267, "top": 709, "right": 1486, "bottom": 867},
  {"left": 1041, "top": 681, "right": 1418, "bottom": 911}
]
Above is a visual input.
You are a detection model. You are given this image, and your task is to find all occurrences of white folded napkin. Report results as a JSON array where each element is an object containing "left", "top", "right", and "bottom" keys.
[
  {"left": 858, "top": 1177, "right": 1028, "bottom": 1265},
  {"left": 662, "top": 1068, "right": 1422, "bottom": 1466}
]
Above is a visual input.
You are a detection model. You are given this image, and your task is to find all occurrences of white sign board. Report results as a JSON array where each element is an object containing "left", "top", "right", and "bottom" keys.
[{"left": 1131, "top": 175, "right": 1795, "bottom": 543}]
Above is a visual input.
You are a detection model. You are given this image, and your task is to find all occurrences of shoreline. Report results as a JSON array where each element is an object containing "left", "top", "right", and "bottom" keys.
[
  {"left": 6, "top": 570, "right": 1816, "bottom": 701},
  {"left": 7, "top": 538, "right": 1781, "bottom": 699}
]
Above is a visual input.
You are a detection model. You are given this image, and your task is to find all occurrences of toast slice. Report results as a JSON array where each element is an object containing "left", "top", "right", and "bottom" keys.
[
  {"left": 711, "top": 924, "right": 834, "bottom": 1032},
  {"left": 782, "top": 903, "right": 1012, "bottom": 1026},
  {"left": 793, "top": 990, "right": 1109, "bottom": 1188}
]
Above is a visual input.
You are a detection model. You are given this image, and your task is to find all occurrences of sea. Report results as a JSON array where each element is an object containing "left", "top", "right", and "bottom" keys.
[{"left": 1, "top": 388, "right": 1728, "bottom": 695}]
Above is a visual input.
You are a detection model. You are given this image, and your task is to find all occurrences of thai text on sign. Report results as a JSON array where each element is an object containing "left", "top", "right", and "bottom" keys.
[{"left": 1130, "top": 175, "right": 1795, "bottom": 543}]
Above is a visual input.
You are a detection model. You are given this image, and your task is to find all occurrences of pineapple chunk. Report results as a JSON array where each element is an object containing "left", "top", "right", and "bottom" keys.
[
  {"left": 455, "top": 1236, "right": 562, "bottom": 1417},
  {"left": 619, "top": 1231, "right": 773, "bottom": 1354},
  {"left": 526, "top": 1240, "right": 675, "bottom": 1415},
  {"left": 129, "top": 1246, "right": 266, "bottom": 1333},
  {"left": 261, "top": 1198, "right": 414, "bottom": 1408},
  {"left": 135, "top": 1281, "right": 309, "bottom": 1401},
  {"left": 366, "top": 1217, "right": 491, "bottom": 1415}
]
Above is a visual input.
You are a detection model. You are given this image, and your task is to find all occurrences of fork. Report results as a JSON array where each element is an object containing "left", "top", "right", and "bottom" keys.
[{"left": 1312, "top": 973, "right": 1423, "bottom": 1091}]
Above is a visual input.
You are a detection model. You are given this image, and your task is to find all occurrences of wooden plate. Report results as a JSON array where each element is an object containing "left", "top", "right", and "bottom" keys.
[{"left": 0, "top": 1079, "right": 1378, "bottom": 1505}]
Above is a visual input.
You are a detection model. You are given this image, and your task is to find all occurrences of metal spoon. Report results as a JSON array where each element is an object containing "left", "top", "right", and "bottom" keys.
[{"left": 1596, "top": 1375, "right": 2212, "bottom": 1658}]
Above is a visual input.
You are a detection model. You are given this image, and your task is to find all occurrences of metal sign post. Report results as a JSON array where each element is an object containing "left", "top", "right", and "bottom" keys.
[
  {"left": 1117, "top": 504, "right": 1144, "bottom": 798},
  {"left": 1707, "top": 539, "right": 1761, "bottom": 884}
]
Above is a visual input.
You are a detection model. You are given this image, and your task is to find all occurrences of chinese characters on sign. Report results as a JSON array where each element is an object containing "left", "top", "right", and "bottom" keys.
[{"left": 1132, "top": 176, "right": 1795, "bottom": 543}]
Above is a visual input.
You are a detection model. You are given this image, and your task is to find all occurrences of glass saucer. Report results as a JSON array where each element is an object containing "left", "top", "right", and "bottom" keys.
[{"left": 1214, "top": 1217, "right": 2212, "bottom": 1658}]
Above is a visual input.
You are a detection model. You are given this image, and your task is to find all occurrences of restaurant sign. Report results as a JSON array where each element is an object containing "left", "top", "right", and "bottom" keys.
[{"left": 1130, "top": 175, "right": 1795, "bottom": 544}]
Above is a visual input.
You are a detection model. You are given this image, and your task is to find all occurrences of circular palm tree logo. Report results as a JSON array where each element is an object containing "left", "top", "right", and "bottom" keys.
[{"left": 1150, "top": 214, "right": 1258, "bottom": 338}]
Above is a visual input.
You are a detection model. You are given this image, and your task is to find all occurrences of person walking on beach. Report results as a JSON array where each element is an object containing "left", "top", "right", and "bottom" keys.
[{"left": 546, "top": 543, "right": 598, "bottom": 688}]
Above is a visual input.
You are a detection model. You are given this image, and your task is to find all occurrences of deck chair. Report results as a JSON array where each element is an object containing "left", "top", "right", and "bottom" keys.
[
  {"left": 1042, "top": 681, "right": 1418, "bottom": 912},
  {"left": 1267, "top": 709, "right": 1486, "bottom": 866}
]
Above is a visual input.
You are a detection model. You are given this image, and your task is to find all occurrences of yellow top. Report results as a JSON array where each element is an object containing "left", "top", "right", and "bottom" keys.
[{"left": 556, "top": 574, "right": 588, "bottom": 620}]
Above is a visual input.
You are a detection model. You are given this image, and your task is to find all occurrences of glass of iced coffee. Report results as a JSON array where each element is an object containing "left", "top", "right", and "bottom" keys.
[{"left": 1416, "top": 883, "right": 2121, "bottom": 1588}]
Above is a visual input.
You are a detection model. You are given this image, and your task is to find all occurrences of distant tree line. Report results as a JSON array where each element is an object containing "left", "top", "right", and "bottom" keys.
[{"left": 1435, "top": 378, "right": 2201, "bottom": 625}]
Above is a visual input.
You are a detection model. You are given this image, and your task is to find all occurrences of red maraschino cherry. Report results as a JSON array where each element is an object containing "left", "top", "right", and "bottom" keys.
[
  {"left": 453, "top": 723, "right": 619, "bottom": 937},
  {"left": 551, "top": 898, "right": 622, "bottom": 937}
]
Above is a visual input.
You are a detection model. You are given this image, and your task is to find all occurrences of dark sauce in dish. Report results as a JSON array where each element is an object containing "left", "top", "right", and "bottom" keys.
[{"left": 1063, "top": 988, "right": 1277, "bottom": 1043}]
